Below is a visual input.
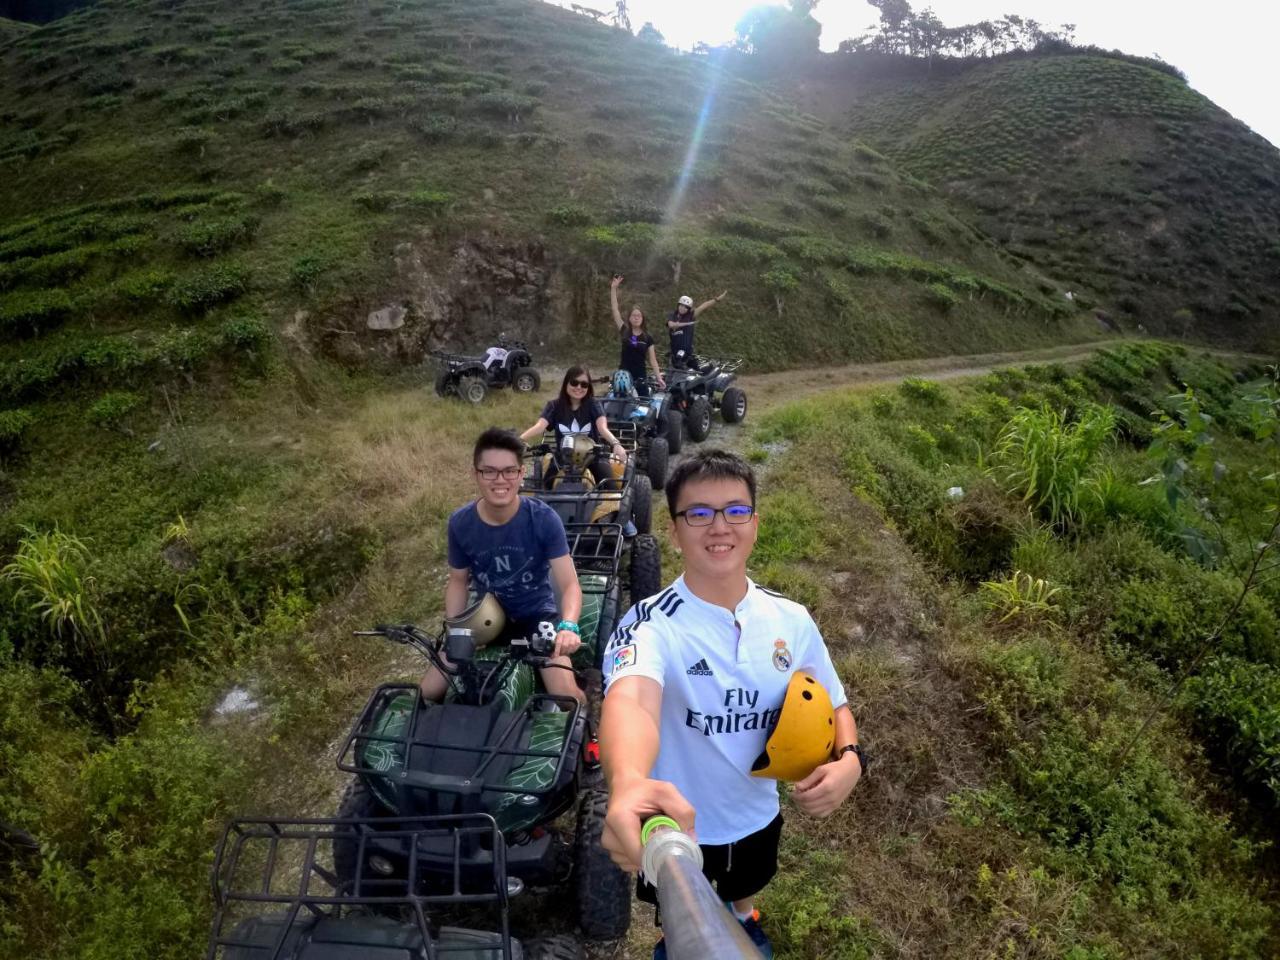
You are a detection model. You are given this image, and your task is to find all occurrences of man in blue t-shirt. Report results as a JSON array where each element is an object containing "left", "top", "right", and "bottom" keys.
[{"left": 419, "top": 428, "right": 585, "bottom": 704}]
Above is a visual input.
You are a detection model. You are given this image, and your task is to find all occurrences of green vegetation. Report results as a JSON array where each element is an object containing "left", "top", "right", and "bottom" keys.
[
  {"left": 846, "top": 54, "right": 1280, "bottom": 345},
  {"left": 752, "top": 343, "right": 1280, "bottom": 958}
]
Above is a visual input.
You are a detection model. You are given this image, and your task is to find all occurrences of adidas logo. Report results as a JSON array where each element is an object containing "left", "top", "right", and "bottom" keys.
[{"left": 686, "top": 658, "right": 714, "bottom": 677}]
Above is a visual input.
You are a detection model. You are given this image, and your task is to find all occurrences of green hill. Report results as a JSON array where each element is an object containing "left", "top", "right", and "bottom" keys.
[
  {"left": 840, "top": 53, "right": 1280, "bottom": 344},
  {"left": 0, "top": 16, "right": 35, "bottom": 40},
  {"left": 0, "top": 0, "right": 1092, "bottom": 418}
]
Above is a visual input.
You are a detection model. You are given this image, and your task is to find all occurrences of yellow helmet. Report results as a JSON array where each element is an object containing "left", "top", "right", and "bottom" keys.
[
  {"left": 750, "top": 671, "right": 835, "bottom": 782},
  {"left": 443, "top": 593, "right": 505, "bottom": 648}
]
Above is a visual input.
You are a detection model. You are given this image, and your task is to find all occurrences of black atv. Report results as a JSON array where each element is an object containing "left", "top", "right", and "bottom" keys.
[
  {"left": 522, "top": 436, "right": 662, "bottom": 607},
  {"left": 663, "top": 355, "right": 747, "bottom": 443},
  {"left": 207, "top": 813, "right": 581, "bottom": 959},
  {"left": 597, "top": 375, "right": 681, "bottom": 487},
  {"left": 334, "top": 615, "right": 632, "bottom": 942},
  {"left": 433, "top": 335, "right": 540, "bottom": 404}
]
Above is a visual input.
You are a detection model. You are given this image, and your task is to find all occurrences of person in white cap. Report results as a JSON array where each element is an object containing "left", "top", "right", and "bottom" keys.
[{"left": 667, "top": 290, "right": 727, "bottom": 370}]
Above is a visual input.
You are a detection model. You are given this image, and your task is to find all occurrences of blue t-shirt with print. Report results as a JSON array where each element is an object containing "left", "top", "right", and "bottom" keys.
[{"left": 446, "top": 497, "right": 570, "bottom": 620}]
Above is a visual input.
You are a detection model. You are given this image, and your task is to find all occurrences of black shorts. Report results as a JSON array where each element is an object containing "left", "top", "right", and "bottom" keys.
[{"left": 637, "top": 813, "right": 782, "bottom": 910}]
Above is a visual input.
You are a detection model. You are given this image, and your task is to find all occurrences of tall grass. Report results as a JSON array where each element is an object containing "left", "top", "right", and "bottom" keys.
[{"left": 990, "top": 403, "right": 1115, "bottom": 527}]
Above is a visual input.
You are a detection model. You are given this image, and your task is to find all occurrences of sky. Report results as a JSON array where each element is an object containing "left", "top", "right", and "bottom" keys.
[{"left": 544, "top": 1, "right": 1279, "bottom": 148}]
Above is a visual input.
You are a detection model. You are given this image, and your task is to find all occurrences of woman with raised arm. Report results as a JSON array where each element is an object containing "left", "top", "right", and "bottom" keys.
[
  {"left": 667, "top": 289, "right": 728, "bottom": 370},
  {"left": 610, "top": 275, "right": 665, "bottom": 397},
  {"left": 520, "top": 365, "right": 627, "bottom": 489}
]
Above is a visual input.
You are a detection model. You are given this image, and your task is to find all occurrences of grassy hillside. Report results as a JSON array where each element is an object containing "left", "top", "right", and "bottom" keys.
[
  {"left": 0, "top": 0, "right": 1088, "bottom": 411},
  {"left": 841, "top": 54, "right": 1280, "bottom": 346},
  {"left": 0, "top": 16, "right": 34, "bottom": 40}
]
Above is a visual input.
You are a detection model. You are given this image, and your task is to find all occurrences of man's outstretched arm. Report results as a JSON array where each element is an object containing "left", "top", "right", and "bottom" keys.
[{"left": 600, "top": 675, "right": 695, "bottom": 871}]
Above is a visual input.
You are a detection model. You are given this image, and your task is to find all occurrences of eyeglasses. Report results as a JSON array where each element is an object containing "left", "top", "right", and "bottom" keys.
[
  {"left": 568, "top": 379, "right": 590, "bottom": 388},
  {"left": 476, "top": 466, "right": 522, "bottom": 481},
  {"left": 674, "top": 504, "right": 755, "bottom": 526}
]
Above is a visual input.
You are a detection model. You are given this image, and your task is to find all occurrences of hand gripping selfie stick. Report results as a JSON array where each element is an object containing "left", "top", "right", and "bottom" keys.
[{"left": 640, "top": 816, "right": 761, "bottom": 960}]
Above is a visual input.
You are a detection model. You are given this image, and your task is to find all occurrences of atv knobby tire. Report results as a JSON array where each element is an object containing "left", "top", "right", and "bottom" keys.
[
  {"left": 685, "top": 397, "right": 712, "bottom": 443},
  {"left": 525, "top": 934, "right": 585, "bottom": 960},
  {"left": 332, "top": 777, "right": 384, "bottom": 893},
  {"left": 646, "top": 436, "right": 669, "bottom": 488},
  {"left": 664, "top": 409, "right": 683, "bottom": 455},
  {"left": 573, "top": 790, "right": 632, "bottom": 941},
  {"left": 434, "top": 370, "right": 452, "bottom": 398},
  {"left": 458, "top": 375, "right": 489, "bottom": 404},
  {"left": 628, "top": 534, "right": 661, "bottom": 606},
  {"left": 512, "top": 367, "right": 541, "bottom": 393},
  {"left": 630, "top": 473, "right": 653, "bottom": 535},
  {"left": 721, "top": 386, "right": 747, "bottom": 424}
]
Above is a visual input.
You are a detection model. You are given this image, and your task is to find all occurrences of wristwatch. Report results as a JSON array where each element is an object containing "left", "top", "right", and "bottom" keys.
[{"left": 837, "top": 744, "right": 867, "bottom": 775}]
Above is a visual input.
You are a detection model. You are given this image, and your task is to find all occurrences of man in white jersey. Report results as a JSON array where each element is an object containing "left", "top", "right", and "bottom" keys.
[{"left": 599, "top": 450, "right": 864, "bottom": 959}]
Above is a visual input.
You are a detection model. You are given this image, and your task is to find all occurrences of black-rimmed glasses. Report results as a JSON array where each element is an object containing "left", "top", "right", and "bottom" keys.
[
  {"left": 674, "top": 504, "right": 755, "bottom": 526},
  {"left": 476, "top": 466, "right": 522, "bottom": 481}
]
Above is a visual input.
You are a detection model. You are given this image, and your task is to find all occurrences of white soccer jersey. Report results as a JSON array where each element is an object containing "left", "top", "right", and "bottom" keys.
[{"left": 602, "top": 575, "right": 848, "bottom": 845}]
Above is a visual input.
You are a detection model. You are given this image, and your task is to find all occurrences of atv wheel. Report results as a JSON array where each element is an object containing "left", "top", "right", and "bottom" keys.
[
  {"left": 458, "top": 375, "right": 489, "bottom": 404},
  {"left": 512, "top": 367, "right": 541, "bottom": 393},
  {"left": 685, "top": 397, "right": 712, "bottom": 443},
  {"left": 664, "top": 410, "right": 683, "bottom": 455},
  {"left": 525, "top": 934, "right": 585, "bottom": 960},
  {"left": 434, "top": 370, "right": 452, "bottom": 398},
  {"left": 574, "top": 790, "right": 632, "bottom": 941},
  {"left": 721, "top": 386, "right": 748, "bottom": 424},
  {"left": 628, "top": 534, "right": 661, "bottom": 606},
  {"left": 332, "top": 778, "right": 385, "bottom": 893},
  {"left": 646, "top": 436, "right": 669, "bottom": 488},
  {"left": 630, "top": 473, "right": 652, "bottom": 535}
]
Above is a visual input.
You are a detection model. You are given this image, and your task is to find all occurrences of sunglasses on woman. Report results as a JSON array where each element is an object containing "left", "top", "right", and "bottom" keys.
[{"left": 568, "top": 379, "right": 591, "bottom": 388}]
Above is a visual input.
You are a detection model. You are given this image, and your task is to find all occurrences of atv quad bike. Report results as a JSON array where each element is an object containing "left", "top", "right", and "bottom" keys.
[
  {"left": 522, "top": 435, "right": 662, "bottom": 606},
  {"left": 597, "top": 373, "right": 682, "bottom": 487},
  {"left": 334, "top": 615, "right": 632, "bottom": 943},
  {"left": 433, "top": 335, "right": 540, "bottom": 404},
  {"left": 663, "top": 356, "right": 747, "bottom": 443},
  {"left": 208, "top": 813, "right": 581, "bottom": 959}
]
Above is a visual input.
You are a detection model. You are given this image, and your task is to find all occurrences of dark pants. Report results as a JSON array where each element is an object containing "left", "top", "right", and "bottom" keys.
[{"left": 637, "top": 813, "right": 783, "bottom": 913}]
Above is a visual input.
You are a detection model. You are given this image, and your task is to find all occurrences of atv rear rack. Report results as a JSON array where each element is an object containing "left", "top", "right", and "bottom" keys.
[
  {"left": 208, "top": 813, "right": 515, "bottom": 960},
  {"left": 564, "top": 521, "right": 624, "bottom": 578}
]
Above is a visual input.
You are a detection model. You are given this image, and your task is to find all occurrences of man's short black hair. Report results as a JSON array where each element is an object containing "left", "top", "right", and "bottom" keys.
[
  {"left": 665, "top": 448, "right": 757, "bottom": 516},
  {"left": 473, "top": 427, "right": 525, "bottom": 466}
]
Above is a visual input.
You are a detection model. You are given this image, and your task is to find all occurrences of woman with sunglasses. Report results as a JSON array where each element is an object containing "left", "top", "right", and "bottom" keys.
[{"left": 520, "top": 365, "right": 628, "bottom": 490}]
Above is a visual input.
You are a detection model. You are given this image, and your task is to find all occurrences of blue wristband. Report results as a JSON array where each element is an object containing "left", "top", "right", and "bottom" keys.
[{"left": 557, "top": 620, "right": 579, "bottom": 635}]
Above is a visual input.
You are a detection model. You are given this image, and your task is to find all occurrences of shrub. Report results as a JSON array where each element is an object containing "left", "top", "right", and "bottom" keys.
[
  {"left": 810, "top": 195, "right": 847, "bottom": 219},
  {"left": 87, "top": 391, "right": 143, "bottom": 427},
  {"left": 1186, "top": 656, "right": 1280, "bottom": 807},
  {"left": 898, "top": 376, "right": 944, "bottom": 405},
  {"left": 290, "top": 254, "right": 330, "bottom": 290},
  {"left": 108, "top": 269, "right": 173, "bottom": 306},
  {"left": 346, "top": 141, "right": 390, "bottom": 172},
  {"left": 470, "top": 91, "right": 537, "bottom": 121},
  {"left": 924, "top": 281, "right": 960, "bottom": 311},
  {"left": 172, "top": 216, "right": 257, "bottom": 257},
  {"left": 171, "top": 126, "right": 212, "bottom": 155},
  {"left": 0, "top": 407, "right": 35, "bottom": 453},
  {"left": 220, "top": 315, "right": 269, "bottom": 350},
  {"left": 166, "top": 261, "right": 248, "bottom": 312},
  {"left": 352, "top": 191, "right": 397, "bottom": 212},
  {"left": 547, "top": 203, "right": 591, "bottom": 227},
  {"left": 0, "top": 288, "right": 75, "bottom": 335},
  {"left": 270, "top": 58, "right": 305, "bottom": 74},
  {"left": 609, "top": 198, "right": 662, "bottom": 224}
]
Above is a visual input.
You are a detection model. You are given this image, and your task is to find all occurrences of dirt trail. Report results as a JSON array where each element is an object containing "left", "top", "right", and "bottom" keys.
[{"left": 738, "top": 339, "right": 1114, "bottom": 411}]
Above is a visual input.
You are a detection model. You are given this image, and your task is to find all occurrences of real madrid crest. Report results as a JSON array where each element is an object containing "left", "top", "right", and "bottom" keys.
[{"left": 772, "top": 639, "right": 792, "bottom": 672}]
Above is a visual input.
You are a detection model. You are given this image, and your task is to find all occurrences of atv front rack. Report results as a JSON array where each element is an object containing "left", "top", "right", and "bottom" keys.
[{"left": 208, "top": 813, "right": 516, "bottom": 960}]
